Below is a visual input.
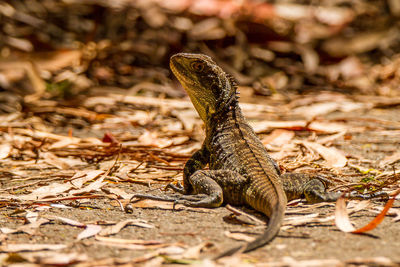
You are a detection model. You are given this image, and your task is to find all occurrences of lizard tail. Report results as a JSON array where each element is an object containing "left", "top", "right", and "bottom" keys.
[{"left": 214, "top": 202, "right": 285, "bottom": 259}]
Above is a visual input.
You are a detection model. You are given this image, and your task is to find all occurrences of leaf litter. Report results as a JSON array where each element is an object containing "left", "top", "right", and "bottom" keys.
[{"left": 1, "top": 0, "right": 400, "bottom": 266}]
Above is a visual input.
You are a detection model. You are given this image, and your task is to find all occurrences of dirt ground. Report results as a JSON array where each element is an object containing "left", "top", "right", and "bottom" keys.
[
  {"left": 1, "top": 91, "right": 399, "bottom": 267},
  {"left": 2, "top": 1, "right": 400, "bottom": 266}
]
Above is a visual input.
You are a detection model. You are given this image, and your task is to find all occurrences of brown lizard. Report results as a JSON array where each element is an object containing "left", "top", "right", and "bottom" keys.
[{"left": 133, "top": 53, "right": 382, "bottom": 258}]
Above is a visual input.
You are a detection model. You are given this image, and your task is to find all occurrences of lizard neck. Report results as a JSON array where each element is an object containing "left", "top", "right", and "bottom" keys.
[{"left": 205, "top": 98, "right": 241, "bottom": 135}]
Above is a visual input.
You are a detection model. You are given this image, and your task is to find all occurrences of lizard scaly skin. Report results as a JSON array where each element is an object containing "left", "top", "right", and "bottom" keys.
[
  {"left": 160, "top": 53, "right": 380, "bottom": 257},
  {"left": 170, "top": 53, "right": 287, "bottom": 256}
]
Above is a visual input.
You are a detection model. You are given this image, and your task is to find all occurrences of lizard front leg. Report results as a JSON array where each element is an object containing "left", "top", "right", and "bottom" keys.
[
  {"left": 130, "top": 145, "right": 210, "bottom": 203},
  {"left": 175, "top": 169, "right": 248, "bottom": 208},
  {"left": 172, "top": 144, "right": 210, "bottom": 194}
]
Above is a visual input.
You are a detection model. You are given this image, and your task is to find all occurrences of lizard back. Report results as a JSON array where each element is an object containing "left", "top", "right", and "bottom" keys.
[{"left": 170, "top": 52, "right": 287, "bottom": 256}]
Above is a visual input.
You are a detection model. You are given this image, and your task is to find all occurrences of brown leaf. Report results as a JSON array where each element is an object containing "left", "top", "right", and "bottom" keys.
[
  {"left": 70, "top": 170, "right": 105, "bottom": 189},
  {"left": 335, "top": 189, "right": 400, "bottom": 233},
  {"left": 262, "top": 129, "right": 295, "bottom": 147},
  {"left": 307, "top": 121, "right": 349, "bottom": 133},
  {"left": 77, "top": 225, "right": 102, "bottom": 240},
  {"left": 37, "top": 252, "right": 88, "bottom": 265},
  {"left": 48, "top": 138, "right": 81, "bottom": 149},
  {"left": 0, "top": 143, "right": 12, "bottom": 159},
  {"left": 98, "top": 219, "right": 154, "bottom": 236},
  {"left": 95, "top": 236, "right": 162, "bottom": 245},
  {"left": 43, "top": 152, "right": 71, "bottom": 170},
  {"left": 181, "top": 242, "right": 212, "bottom": 260},
  {"left": 292, "top": 102, "right": 339, "bottom": 119},
  {"left": 380, "top": 152, "right": 400, "bottom": 167},
  {"left": 302, "top": 141, "right": 347, "bottom": 168},
  {"left": 251, "top": 120, "right": 307, "bottom": 133},
  {"left": 129, "top": 199, "right": 212, "bottom": 213},
  {"left": 20, "top": 182, "right": 73, "bottom": 201},
  {"left": 224, "top": 231, "right": 255, "bottom": 242},
  {"left": 48, "top": 216, "right": 86, "bottom": 227},
  {"left": 0, "top": 243, "right": 67, "bottom": 252}
]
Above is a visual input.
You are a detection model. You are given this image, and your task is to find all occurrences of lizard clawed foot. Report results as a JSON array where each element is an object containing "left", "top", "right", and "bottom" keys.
[
  {"left": 166, "top": 182, "right": 185, "bottom": 194},
  {"left": 129, "top": 193, "right": 181, "bottom": 203},
  {"left": 173, "top": 193, "right": 223, "bottom": 208},
  {"left": 173, "top": 194, "right": 209, "bottom": 205}
]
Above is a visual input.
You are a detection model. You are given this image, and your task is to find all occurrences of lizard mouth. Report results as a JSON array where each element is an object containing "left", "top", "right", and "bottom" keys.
[{"left": 170, "top": 55, "right": 193, "bottom": 86}]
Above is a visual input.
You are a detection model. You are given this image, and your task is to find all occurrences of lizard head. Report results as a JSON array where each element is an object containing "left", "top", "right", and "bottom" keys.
[{"left": 170, "top": 53, "right": 237, "bottom": 122}]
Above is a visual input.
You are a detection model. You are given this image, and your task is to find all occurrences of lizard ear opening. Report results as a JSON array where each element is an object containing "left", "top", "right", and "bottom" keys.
[{"left": 211, "top": 83, "right": 220, "bottom": 96}]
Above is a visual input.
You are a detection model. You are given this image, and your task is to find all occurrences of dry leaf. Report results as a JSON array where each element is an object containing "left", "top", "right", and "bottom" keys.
[
  {"left": 95, "top": 236, "right": 162, "bottom": 245},
  {"left": 0, "top": 143, "right": 11, "bottom": 159},
  {"left": 102, "top": 187, "right": 133, "bottom": 200},
  {"left": 98, "top": 219, "right": 154, "bottom": 236},
  {"left": 251, "top": 120, "right": 307, "bottom": 133},
  {"left": 380, "top": 152, "right": 400, "bottom": 167},
  {"left": 129, "top": 199, "right": 212, "bottom": 213},
  {"left": 94, "top": 236, "right": 167, "bottom": 250},
  {"left": 48, "top": 216, "right": 86, "bottom": 227},
  {"left": 224, "top": 231, "right": 255, "bottom": 242},
  {"left": 48, "top": 138, "right": 81, "bottom": 149},
  {"left": 43, "top": 152, "right": 71, "bottom": 170},
  {"left": 37, "top": 252, "right": 88, "bottom": 265},
  {"left": 181, "top": 242, "right": 212, "bottom": 260},
  {"left": 302, "top": 141, "right": 347, "bottom": 168},
  {"left": 262, "top": 129, "right": 295, "bottom": 147},
  {"left": 335, "top": 190, "right": 400, "bottom": 233},
  {"left": 70, "top": 170, "right": 105, "bottom": 188},
  {"left": 0, "top": 243, "right": 67, "bottom": 252},
  {"left": 307, "top": 121, "right": 349, "bottom": 133},
  {"left": 129, "top": 199, "right": 184, "bottom": 210},
  {"left": 77, "top": 225, "right": 102, "bottom": 240},
  {"left": 20, "top": 182, "right": 73, "bottom": 201},
  {"left": 69, "top": 175, "right": 107, "bottom": 195}
]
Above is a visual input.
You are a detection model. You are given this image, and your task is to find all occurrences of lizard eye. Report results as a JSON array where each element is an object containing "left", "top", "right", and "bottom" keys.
[{"left": 191, "top": 61, "right": 205, "bottom": 72}]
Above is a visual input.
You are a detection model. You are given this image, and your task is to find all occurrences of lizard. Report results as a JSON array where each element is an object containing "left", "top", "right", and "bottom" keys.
[
  {"left": 166, "top": 52, "right": 351, "bottom": 257},
  {"left": 133, "top": 53, "right": 383, "bottom": 258}
]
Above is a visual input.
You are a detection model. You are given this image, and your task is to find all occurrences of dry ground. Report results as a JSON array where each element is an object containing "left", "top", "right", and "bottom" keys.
[{"left": 1, "top": 89, "right": 399, "bottom": 266}]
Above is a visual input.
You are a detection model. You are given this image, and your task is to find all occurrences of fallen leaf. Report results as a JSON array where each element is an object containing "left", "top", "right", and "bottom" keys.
[
  {"left": 102, "top": 187, "right": 133, "bottom": 200},
  {"left": 224, "top": 231, "right": 255, "bottom": 242},
  {"left": 25, "top": 211, "right": 38, "bottom": 223},
  {"left": 251, "top": 120, "right": 307, "bottom": 133},
  {"left": 380, "top": 152, "right": 400, "bottom": 167},
  {"left": 181, "top": 242, "right": 212, "bottom": 260},
  {"left": 128, "top": 199, "right": 212, "bottom": 213},
  {"left": 70, "top": 170, "right": 105, "bottom": 188},
  {"left": 316, "top": 131, "right": 346, "bottom": 145},
  {"left": 335, "top": 189, "right": 400, "bottom": 233},
  {"left": 307, "top": 121, "right": 349, "bottom": 133},
  {"left": 48, "top": 216, "right": 86, "bottom": 227},
  {"left": 77, "top": 224, "right": 102, "bottom": 240},
  {"left": 13, "top": 218, "right": 50, "bottom": 235},
  {"left": 302, "top": 141, "right": 347, "bottom": 168},
  {"left": 0, "top": 243, "right": 67, "bottom": 252},
  {"left": 20, "top": 182, "right": 73, "bottom": 201},
  {"left": 94, "top": 236, "right": 168, "bottom": 250},
  {"left": 48, "top": 138, "right": 81, "bottom": 149},
  {"left": 43, "top": 152, "right": 71, "bottom": 170},
  {"left": 0, "top": 143, "right": 11, "bottom": 159},
  {"left": 98, "top": 219, "right": 154, "bottom": 236},
  {"left": 95, "top": 235, "right": 162, "bottom": 245},
  {"left": 36, "top": 252, "right": 88, "bottom": 265},
  {"left": 69, "top": 174, "right": 107, "bottom": 195},
  {"left": 262, "top": 129, "right": 295, "bottom": 147}
]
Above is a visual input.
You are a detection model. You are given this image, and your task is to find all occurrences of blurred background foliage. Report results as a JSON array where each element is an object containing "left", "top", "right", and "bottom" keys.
[{"left": 1, "top": 0, "right": 400, "bottom": 112}]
